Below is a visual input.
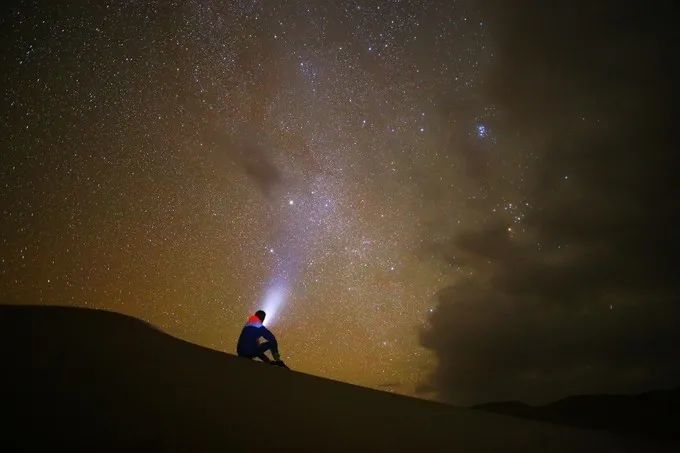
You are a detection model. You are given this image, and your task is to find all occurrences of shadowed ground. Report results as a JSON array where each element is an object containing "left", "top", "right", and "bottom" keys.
[{"left": 1, "top": 305, "right": 672, "bottom": 452}]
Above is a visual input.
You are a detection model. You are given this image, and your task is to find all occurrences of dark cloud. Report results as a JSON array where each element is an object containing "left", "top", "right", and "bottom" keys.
[
  {"left": 204, "top": 128, "right": 282, "bottom": 198},
  {"left": 420, "top": 1, "right": 680, "bottom": 405},
  {"left": 238, "top": 140, "right": 283, "bottom": 198}
]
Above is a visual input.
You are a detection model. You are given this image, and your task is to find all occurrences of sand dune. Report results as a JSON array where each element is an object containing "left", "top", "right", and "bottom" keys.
[{"left": 1, "top": 305, "right": 670, "bottom": 451}]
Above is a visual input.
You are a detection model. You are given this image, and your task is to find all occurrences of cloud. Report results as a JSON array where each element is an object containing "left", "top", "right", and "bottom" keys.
[
  {"left": 239, "top": 140, "right": 283, "bottom": 197},
  {"left": 205, "top": 127, "right": 282, "bottom": 198},
  {"left": 420, "top": 1, "right": 680, "bottom": 405}
]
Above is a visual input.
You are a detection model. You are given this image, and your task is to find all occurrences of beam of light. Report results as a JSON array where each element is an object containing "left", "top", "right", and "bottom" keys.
[
  {"left": 259, "top": 283, "right": 288, "bottom": 326},
  {"left": 256, "top": 209, "right": 304, "bottom": 327},
  {"left": 257, "top": 238, "right": 302, "bottom": 326},
  {"left": 255, "top": 182, "right": 337, "bottom": 326}
]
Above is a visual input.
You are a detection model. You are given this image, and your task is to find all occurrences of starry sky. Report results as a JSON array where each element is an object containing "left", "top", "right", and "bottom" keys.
[{"left": 2, "top": 1, "right": 679, "bottom": 405}]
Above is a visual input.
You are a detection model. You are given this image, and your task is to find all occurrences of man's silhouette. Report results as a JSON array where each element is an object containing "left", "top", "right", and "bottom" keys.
[{"left": 237, "top": 310, "right": 287, "bottom": 367}]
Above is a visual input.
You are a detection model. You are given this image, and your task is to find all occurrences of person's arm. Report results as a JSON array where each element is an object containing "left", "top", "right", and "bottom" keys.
[{"left": 261, "top": 326, "right": 280, "bottom": 360}]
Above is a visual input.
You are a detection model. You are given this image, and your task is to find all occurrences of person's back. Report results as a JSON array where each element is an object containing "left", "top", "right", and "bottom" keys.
[
  {"left": 236, "top": 313, "right": 275, "bottom": 357},
  {"left": 236, "top": 310, "right": 285, "bottom": 366}
]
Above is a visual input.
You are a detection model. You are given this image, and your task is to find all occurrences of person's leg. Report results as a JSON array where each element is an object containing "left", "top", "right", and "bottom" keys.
[{"left": 255, "top": 341, "right": 277, "bottom": 362}]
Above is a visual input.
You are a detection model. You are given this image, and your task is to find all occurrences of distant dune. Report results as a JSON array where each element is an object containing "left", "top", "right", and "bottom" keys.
[
  {"left": 474, "top": 387, "right": 680, "bottom": 444},
  {"left": 1, "top": 305, "right": 672, "bottom": 451}
]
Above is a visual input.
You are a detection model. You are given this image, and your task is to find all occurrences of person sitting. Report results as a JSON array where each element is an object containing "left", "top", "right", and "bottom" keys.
[{"left": 236, "top": 310, "right": 287, "bottom": 368}]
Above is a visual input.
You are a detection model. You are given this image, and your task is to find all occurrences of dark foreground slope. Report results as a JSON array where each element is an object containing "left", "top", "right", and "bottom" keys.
[
  {"left": 475, "top": 388, "right": 680, "bottom": 444},
  {"left": 0, "top": 305, "right": 669, "bottom": 452}
]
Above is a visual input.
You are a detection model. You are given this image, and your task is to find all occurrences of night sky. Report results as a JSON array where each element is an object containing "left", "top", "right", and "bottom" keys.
[{"left": 2, "top": 1, "right": 679, "bottom": 405}]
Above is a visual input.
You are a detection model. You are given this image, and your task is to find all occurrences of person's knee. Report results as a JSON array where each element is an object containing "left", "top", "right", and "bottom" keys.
[{"left": 258, "top": 341, "right": 274, "bottom": 352}]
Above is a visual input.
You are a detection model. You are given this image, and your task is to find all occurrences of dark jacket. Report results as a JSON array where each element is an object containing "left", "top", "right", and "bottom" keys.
[{"left": 236, "top": 315, "right": 278, "bottom": 357}]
